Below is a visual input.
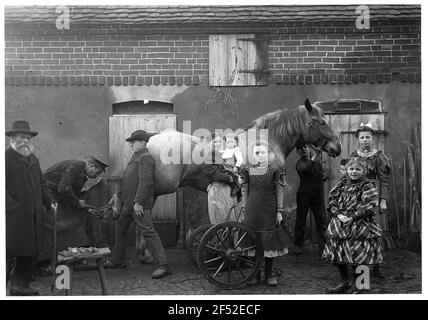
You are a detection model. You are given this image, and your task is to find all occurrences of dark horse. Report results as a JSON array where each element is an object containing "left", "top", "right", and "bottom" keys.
[{"left": 146, "top": 99, "right": 341, "bottom": 197}]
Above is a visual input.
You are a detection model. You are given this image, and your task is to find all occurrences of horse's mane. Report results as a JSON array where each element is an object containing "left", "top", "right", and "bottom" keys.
[{"left": 245, "top": 104, "right": 324, "bottom": 145}]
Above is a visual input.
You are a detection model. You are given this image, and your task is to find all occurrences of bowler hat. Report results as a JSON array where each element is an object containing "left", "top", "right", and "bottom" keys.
[
  {"left": 6, "top": 120, "right": 38, "bottom": 137},
  {"left": 125, "top": 130, "right": 156, "bottom": 142},
  {"left": 87, "top": 156, "right": 109, "bottom": 172}
]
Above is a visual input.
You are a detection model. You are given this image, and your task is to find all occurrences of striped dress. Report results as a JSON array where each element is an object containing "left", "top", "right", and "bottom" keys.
[{"left": 322, "top": 177, "right": 384, "bottom": 266}]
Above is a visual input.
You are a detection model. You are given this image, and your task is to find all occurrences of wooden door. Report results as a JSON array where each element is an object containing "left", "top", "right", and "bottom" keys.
[
  {"left": 324, "top": 113, "right": 387, "bottom": 202},
  {"left": 209, "top": 34, "right": 268, "bottom": 86},
  {"left": 108, "top": 114, "right": 177, "bottom": 221}
]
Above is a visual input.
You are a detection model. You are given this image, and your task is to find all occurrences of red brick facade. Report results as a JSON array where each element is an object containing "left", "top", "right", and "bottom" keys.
[{"left": 5, "top": 20, "right": 420, "bottom": 86}]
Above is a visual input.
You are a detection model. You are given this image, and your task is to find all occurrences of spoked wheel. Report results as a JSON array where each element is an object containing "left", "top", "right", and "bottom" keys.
[
  {"left": 186, "top": 224, "right": 213, "bottom": 269},
  {"left": 197, "top": 221, "right": 263, "bottom": 290}
]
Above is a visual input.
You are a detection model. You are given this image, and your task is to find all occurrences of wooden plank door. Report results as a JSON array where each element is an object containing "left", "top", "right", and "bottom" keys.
[
  {"left": 209, "top": 34, "right": 268, "bottom": 86},
  {"left": 108, "top": 114, "right": 177, "bottom": 221},
  {"left": 324, "top": 113, "right": 387, "bottom": 202}
]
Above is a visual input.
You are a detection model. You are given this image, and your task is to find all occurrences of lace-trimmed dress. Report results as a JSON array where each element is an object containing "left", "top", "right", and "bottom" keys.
[
  {"left": 322, "top": 178, "right": 384, "bottom": 266},
  {"left": 349, "top": 149, "right": 391, "bottom": 234},
  {"left": 349, "top": 149, "right": 391, "bottom": 200},
  {"left": 239, "top": 164, "right": 290, "bottom": 257}
]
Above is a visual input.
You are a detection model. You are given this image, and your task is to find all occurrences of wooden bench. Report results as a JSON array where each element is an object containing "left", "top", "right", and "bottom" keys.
[{"left": 56, "top": 247, "right": 111, "bottom": 295}]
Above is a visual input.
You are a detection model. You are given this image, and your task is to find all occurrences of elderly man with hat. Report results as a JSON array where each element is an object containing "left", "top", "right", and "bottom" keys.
[
  {"left": 6, "top": 120, "right": 57, "bottom": 295},
  {"left": 38, "top": 155, "right": 108, "bottom": 264},
  {"left": 104, "top": 130, "right": 171, "bottom": 279}
]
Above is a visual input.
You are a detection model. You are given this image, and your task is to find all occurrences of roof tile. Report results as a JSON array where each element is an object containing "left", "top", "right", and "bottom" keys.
[{"left": 4, "top": 5, "right": 420, "bottom": 25}]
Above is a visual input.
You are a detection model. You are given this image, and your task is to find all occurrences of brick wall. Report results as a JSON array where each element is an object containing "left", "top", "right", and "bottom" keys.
[{"left": 5, "top": 20, "right": 421, "bottom": 86}]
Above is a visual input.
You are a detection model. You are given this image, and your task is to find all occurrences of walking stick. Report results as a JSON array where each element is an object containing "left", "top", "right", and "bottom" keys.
[
  {"left": 403, "top": 157, "right": 407, "bottom": 234},
  {"left": 391, "top": 160, "right": 401, "bottom": 240},
  {"left": 51, "top": 206, "right": 57, "bottom": 293},
  {"left": 407, "top": 146, "right": 415, "bottom": 232}
]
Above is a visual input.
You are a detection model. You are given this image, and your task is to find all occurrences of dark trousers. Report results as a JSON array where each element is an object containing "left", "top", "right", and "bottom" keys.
[
  {"left": 8, "top": 256, "right": 37, "bottom": 289},
  {"left": 293, "top": 191, "right": 327, "bottom": 248},
  {"left": 112, "top": 207, "right": 168, "bottom": 266}
]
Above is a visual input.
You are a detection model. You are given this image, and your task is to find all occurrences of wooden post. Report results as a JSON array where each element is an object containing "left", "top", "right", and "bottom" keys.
[
  {"left": 407, "top": 146, "right": 415, "bottom": 231},
  {"left": 391, "top": 160, "right": 400, "bottom": 240},
  {"left": 403, "top": 157, "right": 407, "bottom": 234},
  {"left": 96, "top": 259, "right": 109, "bottom": 295}
]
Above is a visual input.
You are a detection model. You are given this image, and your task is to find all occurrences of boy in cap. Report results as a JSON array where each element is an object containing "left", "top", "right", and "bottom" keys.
[{"left": 105, "top": 130, "right": 171, "bottom": 279}]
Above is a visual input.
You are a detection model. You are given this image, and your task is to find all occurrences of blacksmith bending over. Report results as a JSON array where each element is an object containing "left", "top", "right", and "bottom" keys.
[
  {"left": 38, "top": 156, "right": 108, "bottom": 264},
  {"left": 104, "top": 130, "right": 171, "bottom": 279},
  {"left": 6, "top": 120, "right": 57, "bottom": 296}
]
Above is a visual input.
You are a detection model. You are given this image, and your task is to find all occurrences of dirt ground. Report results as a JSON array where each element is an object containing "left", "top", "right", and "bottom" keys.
[{"left": 15, "top": 245, "right": 421, "bottom": 296}]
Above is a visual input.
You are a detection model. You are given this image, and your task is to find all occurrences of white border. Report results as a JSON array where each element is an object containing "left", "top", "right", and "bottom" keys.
[{"left": 1, "top": 0, "right": 425, "bottom": 301}]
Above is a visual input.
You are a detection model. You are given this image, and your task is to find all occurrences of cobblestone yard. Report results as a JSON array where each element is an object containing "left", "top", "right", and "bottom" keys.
[{"left": 18, "top": 246, "right": 421, "bottom": 296}]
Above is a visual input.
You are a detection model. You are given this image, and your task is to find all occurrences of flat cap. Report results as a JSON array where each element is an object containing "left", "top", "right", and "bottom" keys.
[{"left": 88, "top": 156, "right": 109, "bottom": 172}]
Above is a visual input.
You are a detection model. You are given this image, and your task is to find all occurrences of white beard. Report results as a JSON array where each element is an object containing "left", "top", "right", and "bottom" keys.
[{"left": 10, "top": 141, "right": 34, "bottom": 157}]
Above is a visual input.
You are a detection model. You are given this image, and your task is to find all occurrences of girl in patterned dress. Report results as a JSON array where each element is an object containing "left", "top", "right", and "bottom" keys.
[
  {"left": 322, "top": 157, "right": 383, "bottom": 294},
  {"left": 350, "top": 123, "right": 391, "bottom": 212},
  {"left": 349, "top": 123, "right": 391, "bottom": 279},
  {"left": 239, "top": 143, "right": 290, "bottom": 286}
]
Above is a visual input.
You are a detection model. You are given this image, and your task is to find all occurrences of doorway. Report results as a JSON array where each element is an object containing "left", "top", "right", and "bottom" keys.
[
  {"left": 108, "top": 100, "right": 178, "bottom": 246},
  {"left": 306, "top": 99, "right": 387, "bottom": 244}
]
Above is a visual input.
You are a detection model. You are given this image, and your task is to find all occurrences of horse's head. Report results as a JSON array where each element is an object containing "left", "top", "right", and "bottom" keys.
[{"left": 302, "top": 99, "right": 341, "bottom": 157}]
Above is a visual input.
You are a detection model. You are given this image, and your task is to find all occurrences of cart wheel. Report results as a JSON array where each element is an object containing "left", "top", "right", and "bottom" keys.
[
  {"left": 197, "top": 221, "right": 263, "bottom": 290},
  {"left": 186, "top": 224, "right": 213, "bottom": 269}
]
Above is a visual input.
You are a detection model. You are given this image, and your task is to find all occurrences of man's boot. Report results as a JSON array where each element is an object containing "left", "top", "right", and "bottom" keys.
[
  {"left": 140, "top": 248, "right": 155, "bottom": 264},
  {"left": 151, "top": 265, "right": 172, "bottom": 279}
]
